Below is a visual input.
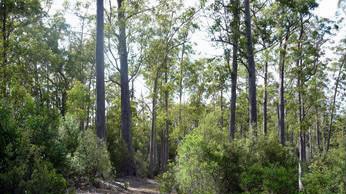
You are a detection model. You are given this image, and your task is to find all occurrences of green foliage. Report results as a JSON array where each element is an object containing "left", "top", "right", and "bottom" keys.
[
  {"left": 59, "top": 114, "right": 80, "bottom": 155},
  {"left": 67, "top": 81, "right": 90, "bottom": 122},
  {"left": 172, "top": 111, "right": 298, "bottom": 194},
  {"left": 158, "top": 163, "right": 177, "bottom": 194},
  {"left": 303, "top": 143, "right": 346, "bottom": 194},
  {"left": 175, "top": 111, "right": 226, "bottom": 194},
  {"left": 69, "top": 128, "right": 112, "bottom": 180},
  {"left": 0, "top": 95, "right": 67, "bottom": 193},
  {"left": 1, "top": 0, "right": 346, "bottom": 193},
  {"left": 24, "top": 160, "right": 67, "bottom": 194}
]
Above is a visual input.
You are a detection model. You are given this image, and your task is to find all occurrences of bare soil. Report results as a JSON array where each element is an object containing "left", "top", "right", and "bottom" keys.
[{"left": 76, "top": 177, "right": 160, "bottom": 194}]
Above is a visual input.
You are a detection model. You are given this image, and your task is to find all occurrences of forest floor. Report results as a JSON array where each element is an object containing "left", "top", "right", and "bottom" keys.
[{"left": 76, "top": 176, "right": 160, "bottom": 194}]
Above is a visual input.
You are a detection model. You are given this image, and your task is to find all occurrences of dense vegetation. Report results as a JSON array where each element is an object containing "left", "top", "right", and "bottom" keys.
[{"left": 0, "top": 0, "right": 346, "bottom": 193}]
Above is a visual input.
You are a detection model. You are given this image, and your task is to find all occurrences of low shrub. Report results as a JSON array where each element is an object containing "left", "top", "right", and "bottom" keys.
[{"left": 69, "top": 128, "right": 112, "bottom": 181}]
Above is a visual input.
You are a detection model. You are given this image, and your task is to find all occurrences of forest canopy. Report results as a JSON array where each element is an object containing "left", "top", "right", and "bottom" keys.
[{"left": 0, "top": 0, "right": 346, "bottom": 193}]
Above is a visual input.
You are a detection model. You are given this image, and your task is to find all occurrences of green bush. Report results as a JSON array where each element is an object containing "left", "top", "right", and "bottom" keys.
[
  {"left": 176, "top": 133, "right": 219, "bottom": 194},
  {"left": 69, "top": 128, "right": 112, "bottom": 180},
  {"left": 175, "top": 111, "right": 239, "bottom": 194},
  {"left": 173, "top": 111, "right": 298, "bottom": 194},
  {"left": 303, "top": 144, "right": 346, "bottom": 194},
  {"left": 158, "top": 163, "right": 177, "bottom": 194},
  {"left": 59, "top": 114, "right": 80, "bottom": 155},
  {"left": 240, "top": 139, "right": 297, "bottom": 194},
  {"left": 24, "top": 160, "right": 67, "bottom": 194},
  {"left": 0, "top": 92, "right": 68, "bottom": 194}
]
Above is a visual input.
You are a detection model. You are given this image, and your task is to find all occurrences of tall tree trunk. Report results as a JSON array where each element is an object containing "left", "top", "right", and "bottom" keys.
[
  {"left": 117, "top": 0, "right": 135, "bottom": 175},
  {"left": 229, "top": 0, "right": 240, "bottom": 140},
  {"left": 96, "top": 0, "right": 106, "bottom": 139},
  {"left": 86, "top": 72, "right": 93, "bottom": 130},
  {"left": 161, "top": 64, "right": 169, "bottom": 172},
  {"left": 178, "top": 42, "right": 186, "bottom": 128},
  {"left": 149, "top": 71, "right": 159, "bottom": 177},
  {"left": 1, "top": 0, "right": 7, "bottom": 97},
  {"left": 278, "top": 32, "right": 289, "bottom": 145},
  {"left": 263, "top": 61, "right": 268, "bottom": 136},
  {"left": 316, "top": 107, "right": 321, "bottom": 151},
  {"left": 326, "top": 58, "right": 344, "bottom": 151},
  {"left": 220, "top": 89, "right": 224, "bottom": 128},
  {"left": 244, "top": 0, "right": 257, "bottom": 137}
]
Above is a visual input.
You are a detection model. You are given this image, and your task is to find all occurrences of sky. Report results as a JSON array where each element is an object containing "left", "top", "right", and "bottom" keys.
[
  {"left": 51, "top": 0, "right": 341, "bottom": 57},
  {"left": 50, "top": 0, "right": 342, "bottom": 100}
]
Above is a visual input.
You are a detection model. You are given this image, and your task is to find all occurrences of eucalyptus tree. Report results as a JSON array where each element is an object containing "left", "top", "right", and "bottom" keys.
[
  {"left": 143, "top": 0, "right": 198, "bottom": 175},
  {"left": 326, "top": 44, "right": 346, "bottom": 151},
  {"left": 208, "top": 0, "right": 241, "bottom": 139},
  {"left": 244, "top": 0, "right": 258, "bottom": 137},
  {"left": 96, "top": 0, "right": 106, "bottom": 139},
  {"left": 251, "top": 0, "right": 277, "bottom": 137},
  {"left": 105, "top": 0, "right": 151, "bottom": 175}
]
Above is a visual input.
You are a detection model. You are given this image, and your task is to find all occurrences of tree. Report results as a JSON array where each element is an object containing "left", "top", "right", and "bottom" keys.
[
  {"left": 117, "top": 0, "right": 136, "bottom": 176},
  {"left": 244, "top": 0, "right": 257, "bottom": 137},
  {"left": 96, "top": 0, "right": 106, "bottom": 139},
  {"left": 229, "top": 0, "right": 240, "bottom": 140},
  {"left": 326, "top": 55, "right": 345, "bottom": 151}
]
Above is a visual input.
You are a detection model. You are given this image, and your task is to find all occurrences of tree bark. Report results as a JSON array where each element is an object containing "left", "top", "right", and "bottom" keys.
[
  {"left": 263, "top": 61, "right": 268, "bottom": 136},
  {"left": 220, "top": 89, "right": 224, "bottom": 128},
  {"left": 316, "top": 107, "right": 321, "bottom": 151},
  {"left": 278, "top": 32, "right": 289, "bottom": 145},
  {"left": 117, "top": 0, "right": 135, "bottom": 175},
  {"left": 244, "top": 0, "right": 257, "bottom": 137},
  {"left": 161, "top": 66, "right": 169, "bottom": 172},
  {"left": 1, "top": 0, "right": 8, "bottom": 97},
  {"left": 149, "top": 71, "right": 159, "bottom": 177},
  {"left": 178, "top": 42, "right": 185, "bottom": 128},
  {"left": 229, "top": 0, "right": 240, "bottom": 140},
  {"left": 96, "top": 0, "right": 106, "bottom": 139}
]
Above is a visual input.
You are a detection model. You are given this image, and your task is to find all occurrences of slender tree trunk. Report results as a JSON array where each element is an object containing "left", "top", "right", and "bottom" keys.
[
  {"left": 229, "top": 0, "right": 240, "bottom": 140},
  {"left": 316, "top": 107, "right": 321, "bottom": 151},
  {"left": 290, "top": 129, "right": 294, "bottom": 145},
  {"left": 131, "top": 78, "right": 135, "bottom": 101},
  {"left": 326, "top": 59, "right": 344, "bottom": 151},
  {"left": 220, "top": 89, "right": 224, "bottom": 128},
  {"left": 61, "top": 90, "right": 67, "bottom": 116},
  {"left": 244, "top": 0, "right": 257, "bottom": 137},
  {"left": 96, "top": 0, "right": 106, "bottom": 139},
  {"left": 79, "top": 17, "right": 86, "bottom": 131},
  {"left": 278, "top": 33, "right": 289, "bottom": 145},
  {"left": 161, "top": 64, "right": 169, "bottom": 172},
  {"left": 86, "top": 72, "right": 93, "bottom": 130},
  {"left": 1, "top": 0, "right": 7, "bottom": 97},
  {"left": 263, "top": 61, "right": 268, "bottom": 136},
  {"left": 163, "top": 92, "right": 169, "bottom": 172},
  {"left": 117, "top": 0, "right": 135, "bottom": 175},
  {"left": 178, "top": 42, "right": 186, "bottom": 127},
  {"left": 277, "top": 104, "right": 280, "bottom": 137},
  {"left": 149, "top": 72, "right": 159, "bottom": 177}
]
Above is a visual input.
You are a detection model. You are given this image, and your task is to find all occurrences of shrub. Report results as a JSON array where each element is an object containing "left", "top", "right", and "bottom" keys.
[
  {"left": 176, "top": 133, "right": 219, "bottom": 194},
  {"left": 303, "top": 144, "right": 346, "bottom": 194},
  {"left": 240, "top": 138, "right": 297, "bottom": 194},
  {"left": 174, "top": 111, "right": 298, "bottom": 194},
  {"left": 69, "top": 128, "right": 112, "bottom": 180},
  {"left": 24, "top": 160, "right": 67, "bottom": 194},
  {"left": 175, "top": 111, "right": 235, "bottom": 194},
  {"left": 158, "top": 163, "right": 177, "bottom": 194},
  {"left": 59, "top": 114, "right": 80, "bottom": 155},
  {"left": 0, "top": 94, "right": 68, "bottom": 194}
]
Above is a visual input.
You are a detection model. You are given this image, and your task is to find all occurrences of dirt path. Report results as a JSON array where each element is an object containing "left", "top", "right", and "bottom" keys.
[{"left": 76, "top": 177, "right": 160, "bottom": 194}]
